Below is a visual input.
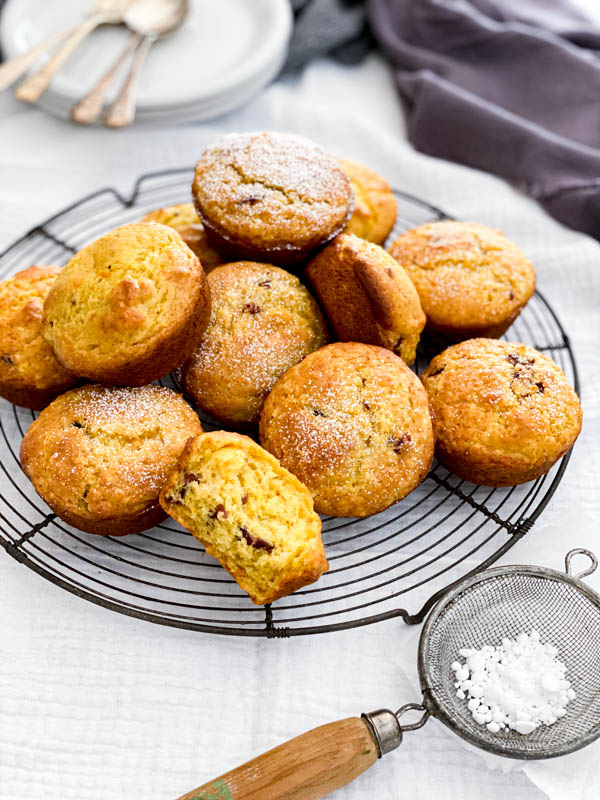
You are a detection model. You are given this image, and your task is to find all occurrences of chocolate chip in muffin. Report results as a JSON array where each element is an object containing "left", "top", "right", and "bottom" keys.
[
  {"left": 258, "top": 280, "right": 272, "bottom": 288},
  {"left": 507, "top": 352, "right": 534, "bottom": 367},
  {"left": 1, "top": 354, "right": 14, "bottom": 365},
  {"left": 243, "top": 303, "right": 261, "bottom": 315},
  {"left": 184, "top": 472, "right": 201, "bottom": 484},
  {"left": 239, "top": 526, "right": 274, "bottom": 552},
  {"left": 209, "top": 503, "right": 228, "bottom": 520},
  {"left": 389, "top": 433, "right": 412, "bottom": 453},
  {"left": 238, "top": 195, "right": 262, "bottom": 206}
]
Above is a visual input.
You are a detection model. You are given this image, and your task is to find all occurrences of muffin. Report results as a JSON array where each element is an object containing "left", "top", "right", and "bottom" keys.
[
  {"left": 388, "top": 221, "right": 536, "bottom": 340},
  {"left": 160, "top": 431, "right": 328, "bottom": 604},
  {"left": 180, "top": 261, "right": 328, "bottom": 426},
  {"left": 421, "top": 339, "right": 582, "bottom": 486},
  {"left": 259, "top": 342, "right": 435, "bottom": 517},
  {"left": 192, "top": 132, "right": 353, "bottom": 267},
  {"left": 42, "top": 222, "right": 211, "bottom": 386},
  {"left": 20, "top": 384, "right": 203, "bottom": 535},
  {"left": 141, "top": 203, "right": 223, "bottom": 271},
  {"left": 0, "top": 265, "right": 79, "bottom": 409},
  {"left": 306, "top": 233, "right": 425, "bottom": 365},
  {"left": 339, "top": 158, "right": 397, "bottom": 244}
]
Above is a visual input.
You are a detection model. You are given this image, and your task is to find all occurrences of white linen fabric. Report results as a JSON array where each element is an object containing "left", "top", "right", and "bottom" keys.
[{"left": 0, "top": 54, "right": 598, "bottom": 800}]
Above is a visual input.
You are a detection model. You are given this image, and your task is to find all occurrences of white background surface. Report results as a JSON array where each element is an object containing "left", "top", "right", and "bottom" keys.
[{"left": 0, "top": 39, "right": 599, "bottom": 800}]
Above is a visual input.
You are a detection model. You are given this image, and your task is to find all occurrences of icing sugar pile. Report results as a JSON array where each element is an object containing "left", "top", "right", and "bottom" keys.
[{"left": 452, "top": 630, "right": 576, "bottom": 735}]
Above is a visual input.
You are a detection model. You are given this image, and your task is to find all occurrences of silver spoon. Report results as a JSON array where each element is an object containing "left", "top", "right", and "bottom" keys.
[
  {"left": 11, "top": 0, "right": 133, "bottom": 103},
  {"left": 71, "top": 31, "right": 144, "bottom": 124},
  {"left": 103, "top": 0, "right": 189, "bottom": 128}
]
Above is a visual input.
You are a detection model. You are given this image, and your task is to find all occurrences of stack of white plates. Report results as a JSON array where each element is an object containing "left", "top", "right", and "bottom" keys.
[{"left": 1, "top": 0, "right": 293, "bottom": 123}]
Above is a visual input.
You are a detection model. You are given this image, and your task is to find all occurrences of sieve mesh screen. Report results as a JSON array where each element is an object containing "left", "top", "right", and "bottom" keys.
[{"left": 420, "top": 567, "right": 600, "bottom": 758}]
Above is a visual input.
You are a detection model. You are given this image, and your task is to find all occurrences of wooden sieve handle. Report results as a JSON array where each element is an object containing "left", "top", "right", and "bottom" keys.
[{"left": 175, "top": 717, "right": 379, "bottom": 800}]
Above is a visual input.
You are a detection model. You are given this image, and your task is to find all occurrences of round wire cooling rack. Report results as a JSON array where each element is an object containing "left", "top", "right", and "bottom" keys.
[{"left": 0, "top": 168, "right": 580, "bottom": 638}]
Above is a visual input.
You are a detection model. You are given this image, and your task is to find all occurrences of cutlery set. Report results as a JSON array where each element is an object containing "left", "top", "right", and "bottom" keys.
[{"left": 0, "top": 0, "right": 188, "bottom": 127}]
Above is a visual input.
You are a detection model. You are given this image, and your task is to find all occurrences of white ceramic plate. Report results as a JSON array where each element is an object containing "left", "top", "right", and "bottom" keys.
[
  {"left": 1, "top": 0, "right": 292, "bottom": 115},
  {"left": 37, "top": 43, "right": 286, "bottom": 125}
]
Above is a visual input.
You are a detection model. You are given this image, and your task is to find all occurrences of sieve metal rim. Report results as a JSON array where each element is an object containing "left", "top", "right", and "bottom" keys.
[{"left": 417, "top": 550, "right": 600, "bottom": 760}]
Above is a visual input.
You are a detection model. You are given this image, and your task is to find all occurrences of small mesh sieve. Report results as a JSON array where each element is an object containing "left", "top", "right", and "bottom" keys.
[
  {"left": 182, "top": 550, "right": 600, "bottom": 799},
  {"left": 364, "top": 549, "right": 600, "bottom": 761}
]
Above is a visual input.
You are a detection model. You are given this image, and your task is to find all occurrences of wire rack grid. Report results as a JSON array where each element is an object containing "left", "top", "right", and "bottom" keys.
[{"left": 0, "top": 168, "right": 580, "bottom": 637}]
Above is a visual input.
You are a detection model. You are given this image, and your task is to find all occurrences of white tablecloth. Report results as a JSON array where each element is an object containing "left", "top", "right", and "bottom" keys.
[{"left": 0, "top": 54, "right": 599, "bottom": 800}]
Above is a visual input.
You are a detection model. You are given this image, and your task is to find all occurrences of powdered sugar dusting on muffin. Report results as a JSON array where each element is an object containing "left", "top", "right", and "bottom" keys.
[
  {"left": 20, "top": 384, "right": 202, "bottom": 535},
  {"left": 181, "top": 262, "right": 328, "bottom": 426},
  {"left": 259, "top": 342, "right": 435, "bottom": 517},
  {"left": 192, "top": 131, "right": 354, "bottom": 258}
]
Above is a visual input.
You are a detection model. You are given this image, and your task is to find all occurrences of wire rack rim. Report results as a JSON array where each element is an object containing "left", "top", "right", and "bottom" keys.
[{"left": 0, "top": 169, "right": 580, "bottom": 637}]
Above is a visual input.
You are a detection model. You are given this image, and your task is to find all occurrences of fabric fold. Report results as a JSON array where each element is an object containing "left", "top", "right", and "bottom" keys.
[{"left": 368, "top": 0, "right": 600, "bottom": 239}]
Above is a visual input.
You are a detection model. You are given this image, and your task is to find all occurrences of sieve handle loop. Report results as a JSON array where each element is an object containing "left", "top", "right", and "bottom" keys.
[
  {"left": 565, "top": 548, "right": 598, "bottom": 580},
  {"left": 395, "top": 702, "right": 430, "bottom": 732}
]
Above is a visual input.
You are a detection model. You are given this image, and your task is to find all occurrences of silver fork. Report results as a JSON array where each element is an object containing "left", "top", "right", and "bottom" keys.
[{"left": 11, "top": 0, "right": 133, "bottom": 104}]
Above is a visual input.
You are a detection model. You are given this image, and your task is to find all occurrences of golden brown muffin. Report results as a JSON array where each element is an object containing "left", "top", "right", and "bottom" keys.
[
  {"left": 180, "top": 261, "right": 328, "bottom": 426},
  {"left": 338, "top": 158, "right": 397, "bottom": 244},
  {"left": 42, "top": 222, "right": 211, "bottom": 386},
  {"left": 421, "top": 339, "right": 582, "bottom": 486},
  {"left": 141, "top": 203, "right": 224, "bottom": 271},
  {"left": 306, "top": 233, "right": 425, "bottom": 365},
  {"left": 388, "top": 221, "right": 536, "bottom": 340},
  {"left": 0, "top": 265, "right": 79, "bottom": 409},
  {"left": 259, "top": 342, "right": 434, "bottom": 517},
  {"left": 192, "top": 132, "right": 353, "bottom": 267},
  {"left": 160, "top": 431, "right": 328, "bottom": 604},
  {"left": 20, "top": 384, "right": 203, "bottom": 535}
]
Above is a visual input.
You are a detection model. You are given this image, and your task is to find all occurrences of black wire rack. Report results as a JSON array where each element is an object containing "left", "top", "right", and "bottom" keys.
[{"left": 0, "top": 168, "right": 580, "bottom": 637}]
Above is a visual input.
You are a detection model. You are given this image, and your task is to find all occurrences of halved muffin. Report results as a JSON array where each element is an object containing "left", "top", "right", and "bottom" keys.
[{"left": 160, "top": 431, "right": 328, "bottom": 604}]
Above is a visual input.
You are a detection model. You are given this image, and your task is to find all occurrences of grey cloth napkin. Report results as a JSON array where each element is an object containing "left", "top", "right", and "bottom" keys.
[
  {"left": 367, "top": 0, "right": 600, "bottom": 240},
  {"left": 285, "top": 0, "right": 373, "bottom": 71}
]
